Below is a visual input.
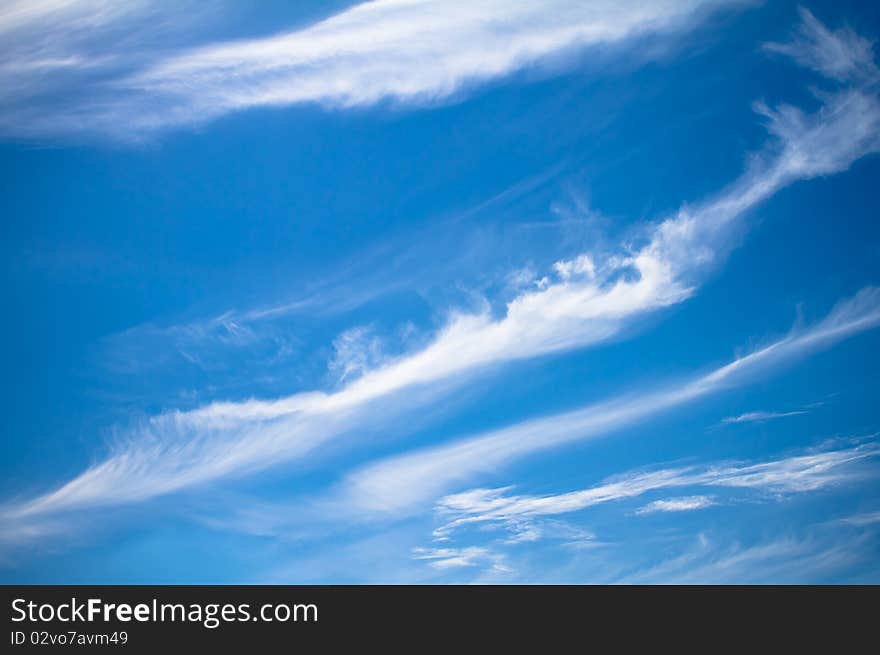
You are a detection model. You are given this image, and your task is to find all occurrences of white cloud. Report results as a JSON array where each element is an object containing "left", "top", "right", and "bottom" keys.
[
  {"left": 553, "top": 254, "right": 597, "bottom": 281},
  {"left": 411, "top": 546, "right": 510, "bottom": 573},
  {"left": 105, "top": 0, "right": 734, "bottom": 135},
  {"left": 3, "top": 9, "right": 880, "bottom": 542},
  {"left": 0, "top": 0, "right": 201, "bottom": 137},
  {"left": 615, "top": 532, "right": 870, "bottom": 583},
  {"left": 763, "top": 7, "right": 878, "bottom": 83},
  {"left": 424, "top": 437, "right": 879, "bottom": 543},
  {"left": 0, "top": 0, "right": 743, "bottom": 139},
  {"left": 328, "top": 325, "right": 385, "bottom": 384},
  {"left": 344, "top": 291, "right": 880, "bottom": 514},
  {"left": 5, "top": 259, "right": 880, "bottom": 536},
  {"left": 636, "top": 495, "right": 716, "bottom": 514},
  {"left": 721, "top": 409, "right": 808, "bottom": 424},
  {"left": 838, "top": 511, "right": 880, "bottom": 527}
]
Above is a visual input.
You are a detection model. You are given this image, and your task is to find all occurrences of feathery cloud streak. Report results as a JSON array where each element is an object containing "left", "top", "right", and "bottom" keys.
[
  {"left": 0, "top": 0, "right": 742, "bottom": 138},
  {"left": 614, "top": 530, "right": 875, "bottom": 584},
  {"left": 430, "top": 437, "right": 880, "bottom": 539},
  {"left": 721, "top": 409, "right": 808, "bottom": 424},
  {"left": 119, "top": 0, "right": 736, "bottom": 132},
  {"left": 635, "top": 496, "right": 716, "bottom": 514},
  {"left": 411, "top": 546, "right": 510, "bottom": 572},
  {"left": 344, "top": 288, "right": 880, "bottom": 513},
  {"left": 0, "top": 0, "right": 184, "bottom": 137},
  {"left": 763, "top": 6, "right": 879, "bottom": 83},
  {"left": 2, "top": 9, "right": 879, "bottom": 535}
]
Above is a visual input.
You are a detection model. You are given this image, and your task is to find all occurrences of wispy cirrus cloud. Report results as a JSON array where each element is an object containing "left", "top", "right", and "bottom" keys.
[
  {"left": 344, "top": 289, "right": 880, "bottom": 514},
  {"left": 717, "top": 397, "right": 833, "bottom": 427},
  {"left": 411, "top": 546, "right": 510, "bottom": 573},
  {"left": 763, "top": 6, "right": 879, "bottom": 83},
  {"left": 721, "top": 409, "right": 809, "bottom": 424},
  {"left": 0, "top": 0, "right": 145, "bottom": 76},
  {"left": 117, "top": 0, "right": 740, "bottom": 133},
  {"left": 0, "top": 0, "right": 744, "bottom": 139},
  {"left": 426, "top": 436, "right": 880, "bottom": 542},
  {"left": 614, "top": 531, "right": 874, "bottom": 584},
  {"left": 2, "top": 8, "right": 879, "bottom": 550},
  {"left": 635, "top": 495, "right": 716, "bottom": 514},
  {"left": 0, "top": 0, "right": 211, "bottom": 138},
  {"left": 9, "top": 183, "right": 878, "bottom": 536},
  {"left": 406, "top": 435, "right": 880, "bottom": 580},
  {"left": 838, "top": 511, "right": 880, "bottom": 527}
]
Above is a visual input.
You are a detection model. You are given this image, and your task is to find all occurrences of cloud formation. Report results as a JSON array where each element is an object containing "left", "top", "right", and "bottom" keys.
[
  {"left": 763, "top": 7, "right": 879, "bottom": 83},
  {"left": 411, "top": 546, "right": 510, "bottom": 573},
  {"left": 345, "top": 289, "right": 880, "bottom": 513},
  {"left": 635, "top": 496, "right": 716, "bottom": 514},
  {"left": 0, "top": 0, "right": 740, "bottom": 139},
  {"left": 0, "top": 0, "right": 194, "bottom": 138},
  {"left": 428, "top": 437, "right": 880, "bottom": 541},
  {"left": 721, "top": 409, "right": 808, "bottom": 424},
  {"left": 615, "top": 531, "right": 872, "bottom": 583},
  {"left": 2, "top": 7, "right": 879, "bottom": 551}
]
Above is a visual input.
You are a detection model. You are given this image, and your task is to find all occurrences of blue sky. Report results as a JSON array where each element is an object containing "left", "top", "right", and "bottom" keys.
[{"left": 1, "top": 0, "right": 880, "bottom": 583}]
